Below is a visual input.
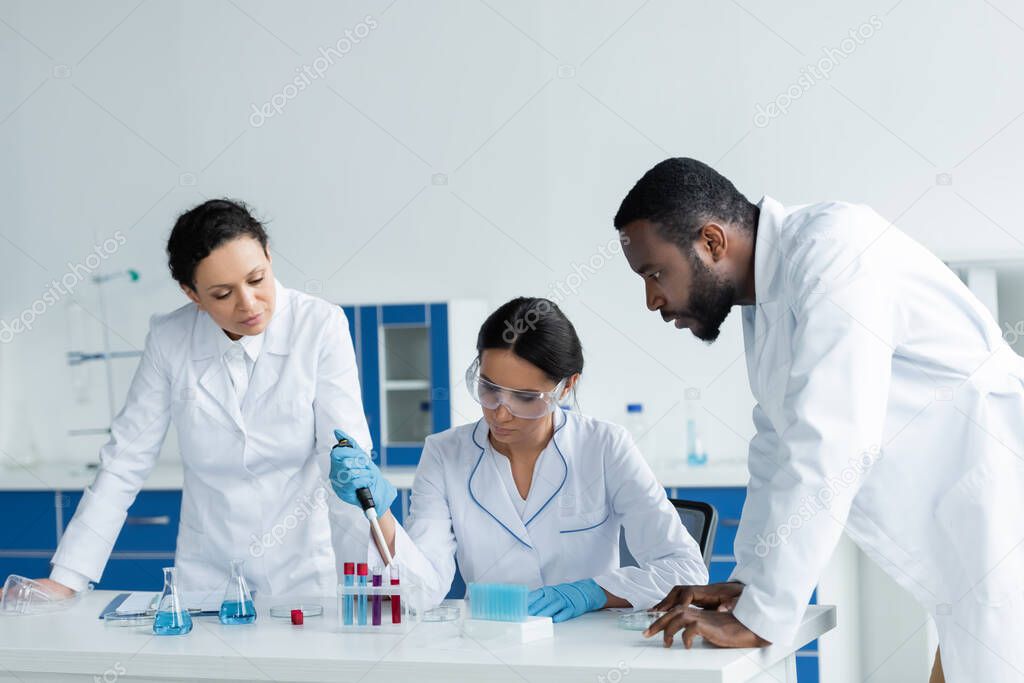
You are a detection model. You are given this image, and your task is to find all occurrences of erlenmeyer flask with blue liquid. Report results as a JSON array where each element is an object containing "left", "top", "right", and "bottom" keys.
[
  {"left": 153, "top": 566, "right": 192, "bottom": 635},
  {"left": 219, "top": 559, "right": 257, "bottom": 624}
]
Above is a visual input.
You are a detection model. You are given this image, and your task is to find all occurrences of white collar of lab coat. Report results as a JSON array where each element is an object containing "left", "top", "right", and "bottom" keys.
[
  {"left": 216, "top": 326, "right": 264, "bottom": 364},
  {"left": 752, "top": 195, "right": 788, "bottom": 305},
  {"left": 466, "top": 409, "right": 569, "bottom": 549},
  {"left": 192, "top": 279, "right": 293, "bottom": 360}
]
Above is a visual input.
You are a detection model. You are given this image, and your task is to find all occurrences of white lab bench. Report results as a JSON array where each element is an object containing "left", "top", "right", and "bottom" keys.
[{"left": 0, "top": 590, "right": 834, "bottom": 682}]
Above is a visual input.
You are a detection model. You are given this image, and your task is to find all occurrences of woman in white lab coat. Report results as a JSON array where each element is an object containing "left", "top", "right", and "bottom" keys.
[
  {"left": 330, "top": 297, "right": 708, "bottom": 621},
  {"left": 10, "top": 199, "right": 370, "bottom": 600}
]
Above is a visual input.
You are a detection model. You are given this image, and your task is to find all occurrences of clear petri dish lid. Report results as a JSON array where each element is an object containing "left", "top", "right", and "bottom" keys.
[
  {"left": 269, "top": 603, "right": 323, "bottom": 618},
  {"left": 420, "top": 605, "right": 461, "bottom": 622},
  {"left": 102, "top": 611, "right": 155, "bottom": 627},
  {"left": 617, "top": 610, "right": 667, "bottom": 631}
]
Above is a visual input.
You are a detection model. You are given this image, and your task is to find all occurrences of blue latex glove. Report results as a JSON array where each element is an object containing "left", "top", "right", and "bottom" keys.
[
  {"left": 329, "top": 428, "right": 396, "bottom": 518},
  {"left": 527, "top": 579, "right": 608, "bottom": 623}
]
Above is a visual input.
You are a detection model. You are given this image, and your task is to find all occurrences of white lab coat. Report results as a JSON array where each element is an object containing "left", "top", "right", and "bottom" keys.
[
  {"left": 376, "top": 410, "right": 709, "bottom": 611},
  {"left": 51, "top": 281, "right": 371, "bottom": 597},
  {"left": 731, "top": 196, "right": 1024, "bottom": 681}
]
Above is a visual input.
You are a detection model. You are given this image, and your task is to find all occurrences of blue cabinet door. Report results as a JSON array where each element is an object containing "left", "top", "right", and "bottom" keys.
[
  {"left": 342, "top": 303, "right": 451, "bottom": 468},
  {"left": 0, "top": 492, "right": 58, "bottom": 551},
  {"left": 0, "top": 555, "right": 51, "bottom": 582},
  {"left": 55, "top": 490, "right": 179, "bottom": 591},
  {"left": 0, "top": 490, "right": 180, "bottom": 592},
  {"left": 61, "top": 491, "right": 181, "bottom": 553},
  {"left": 428, "top": 303, "right": 451, "bottom": 436},
  {"left": 357, "top": 305, "right": 382, "bottom": 460},
  {"left": 0, "top": 492, "right": 58, "bottom": 590},
  {"left": 796, "top": 652, "right": 820, "bottom": 683},
  {"left": 96, "top": 558, "right": 173, "bottom": 591}
]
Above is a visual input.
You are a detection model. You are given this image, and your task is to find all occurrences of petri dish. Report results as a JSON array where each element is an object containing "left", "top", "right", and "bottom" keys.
[
  {"left": 617, "top": 610, "right": 667, "bottom": 631},
  {"left": 269, "top": 603, "right": 323, "bottom": 618},
  {"left": 103, "top": 611, "right": 155, "bottom": 627},
  {"left": 420, "top": 605, "right": 461, "bottom": 622}
]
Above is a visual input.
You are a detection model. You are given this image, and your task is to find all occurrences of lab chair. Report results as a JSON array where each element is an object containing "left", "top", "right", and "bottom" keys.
[{"left": 618, "top": 499, "right": 718, "bottom": 570}]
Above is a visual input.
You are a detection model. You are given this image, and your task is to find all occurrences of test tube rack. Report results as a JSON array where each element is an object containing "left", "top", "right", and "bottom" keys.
[{"left": 336, "top": 581, "right": 413, "bottom": 632}]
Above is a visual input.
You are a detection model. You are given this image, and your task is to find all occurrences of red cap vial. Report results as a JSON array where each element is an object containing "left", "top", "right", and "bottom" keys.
[
  {"left": 343, "top": 562, "right": 355, "bottom": 575},
  {"left": 357, "top": 562, "right": 369, "bottom": 576}
]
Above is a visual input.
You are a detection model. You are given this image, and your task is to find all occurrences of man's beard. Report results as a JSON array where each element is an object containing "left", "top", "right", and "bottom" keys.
[{"left": 682, "top": 251, "right": 736, "bottom": 343}]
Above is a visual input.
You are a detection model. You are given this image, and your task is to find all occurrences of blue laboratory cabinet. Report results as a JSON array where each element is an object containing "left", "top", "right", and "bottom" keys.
[
  {"left": 341, "top": 303, "right": 453, "bottom": 467},
  {"left": 0, "top": 490, "right": 179, "bottom": 592}
]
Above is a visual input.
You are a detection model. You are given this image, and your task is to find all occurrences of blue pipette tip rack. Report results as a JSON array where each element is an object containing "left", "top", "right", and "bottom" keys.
[{"left": 467, "top": 583, "right": 528, "bottom": 623}]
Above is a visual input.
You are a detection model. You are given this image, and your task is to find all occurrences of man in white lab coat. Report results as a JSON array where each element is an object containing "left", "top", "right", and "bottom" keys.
[{"left": 614, "top": 158, "right": 1024, "bottom": 682}]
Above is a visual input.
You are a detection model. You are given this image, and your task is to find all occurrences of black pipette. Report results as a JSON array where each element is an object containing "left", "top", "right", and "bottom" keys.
[{"left": 336, "top": 436, "right": 394, "bottom": 566}]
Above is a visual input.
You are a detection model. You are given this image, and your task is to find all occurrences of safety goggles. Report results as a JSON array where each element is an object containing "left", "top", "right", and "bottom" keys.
[{"left": 465, "top": 358, "right": 567, "bottom": 419}]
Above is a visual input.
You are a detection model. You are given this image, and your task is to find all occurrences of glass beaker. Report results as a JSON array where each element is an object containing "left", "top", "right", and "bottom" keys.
[
  {"left": 218, "top": 559, "right": 256, "bottom": 624},
  {"left": 153, "top": 567, "right": 192, "bottom": 636}
]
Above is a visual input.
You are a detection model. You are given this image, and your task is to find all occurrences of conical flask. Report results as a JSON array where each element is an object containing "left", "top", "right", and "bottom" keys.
[
  {"left": 153, "top": 567, "right": 192, "bottom": 635},
  {"left": 219, "top": 559, "right": 257, "bottom": 624}
]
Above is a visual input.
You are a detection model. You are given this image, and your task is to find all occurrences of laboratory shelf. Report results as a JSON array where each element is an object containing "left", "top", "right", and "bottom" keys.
[{"left": 342, "top": 302, "right": 456, "bottom": 468}]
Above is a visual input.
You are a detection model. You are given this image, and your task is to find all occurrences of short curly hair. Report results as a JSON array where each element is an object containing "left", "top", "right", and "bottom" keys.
[
  {"left": 166, "top": 199, "right": 269, "bottom": 288},
  {"left": 614, "top": 158, "right": 757, "bottom": 248}
]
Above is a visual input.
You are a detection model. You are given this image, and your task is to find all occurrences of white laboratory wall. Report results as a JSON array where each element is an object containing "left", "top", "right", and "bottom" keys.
[
  {"left": 3, "top": 2, "right": 1024, "bottom": 680},
  {"left": 4, "top": 0, "right": 1024, "bottom": 471}
]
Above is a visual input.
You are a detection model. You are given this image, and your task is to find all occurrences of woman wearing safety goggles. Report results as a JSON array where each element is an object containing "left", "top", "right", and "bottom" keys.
[{"left": 329, "top": 296, "right": 708, "bottom": 622}]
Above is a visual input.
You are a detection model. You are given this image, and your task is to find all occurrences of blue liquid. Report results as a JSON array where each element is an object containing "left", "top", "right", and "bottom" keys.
[
  {"left": 218, "top": 599, "right": 257, "bottom": 624},
  {"left": 357, "top": 576, "right": 367, "bottom": 626},
  {"left": 343, "top": 575, "right": 354, "bottom": 626},
  {"left": 153, "top": 609, "right": 193, "bottom": 635}
]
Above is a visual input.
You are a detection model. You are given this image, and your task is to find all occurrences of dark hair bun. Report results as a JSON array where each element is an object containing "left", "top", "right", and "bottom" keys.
[{"left": 476, "top": 297, "right": 584, "bottom": 381}]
